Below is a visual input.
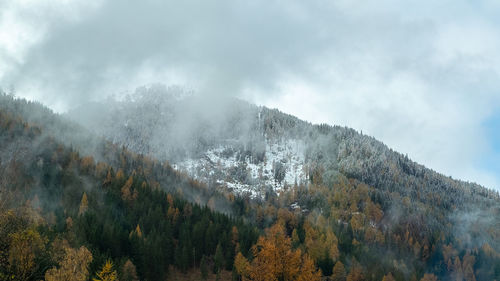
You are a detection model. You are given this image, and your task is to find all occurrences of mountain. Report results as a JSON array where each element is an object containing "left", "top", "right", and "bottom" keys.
[
  {"left": 1, "top": 88, "right": 500, "bottom": 281},
  {"left": 68, "top": 85, "right": 497, "bottom": 206},
  {"left": 0, "top": 93, "right": 261, "bottom": 280}
]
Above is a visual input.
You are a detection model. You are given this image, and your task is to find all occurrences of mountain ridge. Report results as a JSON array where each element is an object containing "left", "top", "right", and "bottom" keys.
[{"left": 66, "top": 87, "right": 498, "bottom": 203}]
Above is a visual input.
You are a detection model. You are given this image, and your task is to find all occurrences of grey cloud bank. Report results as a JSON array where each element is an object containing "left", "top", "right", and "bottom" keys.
[{"left": 1, "top": 0, "right": 499, "bottom": 189}]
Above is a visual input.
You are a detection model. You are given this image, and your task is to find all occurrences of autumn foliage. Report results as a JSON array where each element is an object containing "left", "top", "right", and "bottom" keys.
[
  {"left": 235, "top": 223, "right": 321, "bottom": 281},
  {"left": 1, "top": 93, "right": 500, "bottom": 281}
]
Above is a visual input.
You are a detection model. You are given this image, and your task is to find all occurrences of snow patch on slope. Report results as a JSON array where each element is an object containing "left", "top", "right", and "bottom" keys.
[{"left": 172, "top": 139, "right": 307, "bottom": 199}]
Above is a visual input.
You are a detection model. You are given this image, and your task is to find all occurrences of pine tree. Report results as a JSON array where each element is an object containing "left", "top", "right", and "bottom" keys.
[
  {"left": 200, "top": 255, "right": 208, "bottom": 280},
  {"left": 291, "top": 229, "right": 300, "bottom": 248},
  {"left": 214, "top": 243, "right": 225, "bottom": 274},
  {"left": 180, "top": 245, "right": 190, "bottom": 273}
]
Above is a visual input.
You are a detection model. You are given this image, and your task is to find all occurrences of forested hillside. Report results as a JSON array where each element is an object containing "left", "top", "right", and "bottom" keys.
[
  {"left": 0, "top": 95, "right": 262, "bottom": 280},
  {"left": 1, "top": 92, "right": 500, "bottom": 280},
  {"left": 67, "top": 86, "right": 497, "bottom": 205}
]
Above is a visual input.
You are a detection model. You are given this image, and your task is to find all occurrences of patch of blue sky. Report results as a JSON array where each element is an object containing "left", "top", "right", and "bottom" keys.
[{"left": 481, "top": 110, "right": 500, "bottom": 177}]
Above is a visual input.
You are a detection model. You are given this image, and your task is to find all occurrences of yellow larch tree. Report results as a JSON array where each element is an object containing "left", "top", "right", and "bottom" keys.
[
  {"left": 121, "top": 176, "right": 134, "bottom": 202},
  {"left": 78, "top": 192, "right": 88, "bottom": 216},
  {"left": 93, "top": 260, "right": 118, "bottom": 281},
  {"left": 236, "top": 223, "right": 321, "bottom": 281},
  {"left": 346, "top": 262, "right": 364, "bottom": 281},
  {"left": 332, "top": 261, "right": 346, "bottom": 281}
]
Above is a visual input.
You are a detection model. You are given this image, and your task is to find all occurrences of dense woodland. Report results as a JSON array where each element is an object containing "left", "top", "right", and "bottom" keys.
[
  {"left": 1, "top": 92, "right": 500, "bottom": 280},
  {"left": 0, "top": 105, "right": 260, "bottom": 280}
]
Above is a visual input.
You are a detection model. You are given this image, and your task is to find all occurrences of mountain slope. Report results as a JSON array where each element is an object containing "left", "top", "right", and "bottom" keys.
[
  {"left": 65, "top": 86, "right": 500, "bottom": 280},
  {"left": 2, "top": 89, "right": 500, "bottom": 280},
  {"left": 67, "top": 86, "right": 497, "bottom": 206},
  {"left": 0, "top": 94, "right": 259, "bottom": 280}
]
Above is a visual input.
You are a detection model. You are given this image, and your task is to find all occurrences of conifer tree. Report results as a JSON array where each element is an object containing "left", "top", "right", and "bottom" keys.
[
  {"left": 78, "top": 192, "right": 88, "bottom": 216},
  {"left": 332, "top": 261, "right": 346, "bottom": 281},
  {"left": 121, "top": 259, "right": 138, "bottom": 281},
  {"left": 214, "top": 243, "right": 225, "bottom": 274},
  {"left": 93, "top": 260, "right": 118, "bottom": 281},
  {"left": 346, "top": 262, "right": 364, "bottom": 281},
  {"left": 200, "top": 255, "right": 208, "bottom": 280},
  {"left": 121, "top": 176, "right": 133, "bottom": 201},
  {"left": 180, "top": 245, "right": 190, "bottom": 273},
  {"left": 234, "top": 252, "right": 250, "bottom": 279},
  {"left": 236, "top": 223, "right": 321, "bottom": 281}
]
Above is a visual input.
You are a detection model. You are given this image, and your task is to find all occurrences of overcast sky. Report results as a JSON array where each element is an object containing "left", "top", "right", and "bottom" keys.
[{"left": 1, "top": 0, "right": 499, "bottom": 190}]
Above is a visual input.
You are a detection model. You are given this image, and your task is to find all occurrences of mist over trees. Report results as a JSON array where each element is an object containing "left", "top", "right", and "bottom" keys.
[
  {"left": 68, "top": 85, "right": 498, "bottom": 206},
  {"left": 1, "top": 90, "right": 500, "bottom": 280},
  {"left": 0, "top": 93, "right": 259, "bottom": 280}
]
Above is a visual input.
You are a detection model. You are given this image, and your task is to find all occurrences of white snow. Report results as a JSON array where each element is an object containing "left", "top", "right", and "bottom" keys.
[{"left": 172, "top": 139, "right": 307, "bottom": 199}]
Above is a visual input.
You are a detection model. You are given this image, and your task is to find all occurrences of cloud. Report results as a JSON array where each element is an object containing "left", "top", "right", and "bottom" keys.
[
  {"left": 2, "top": 0, "right": 329, "bottom": 106},
  {"left": 1, "top": 0, "right": 499, "bottom": 189}
]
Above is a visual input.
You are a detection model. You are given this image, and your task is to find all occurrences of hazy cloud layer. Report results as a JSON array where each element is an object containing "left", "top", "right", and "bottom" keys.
[{"left": 1, "top": 0, "right": 500, "bottom": 189}]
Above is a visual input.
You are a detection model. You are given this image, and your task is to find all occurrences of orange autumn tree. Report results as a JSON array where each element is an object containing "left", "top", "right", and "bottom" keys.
[{"left": 235, "top": 223, "right": 321, "bottom": 281}]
